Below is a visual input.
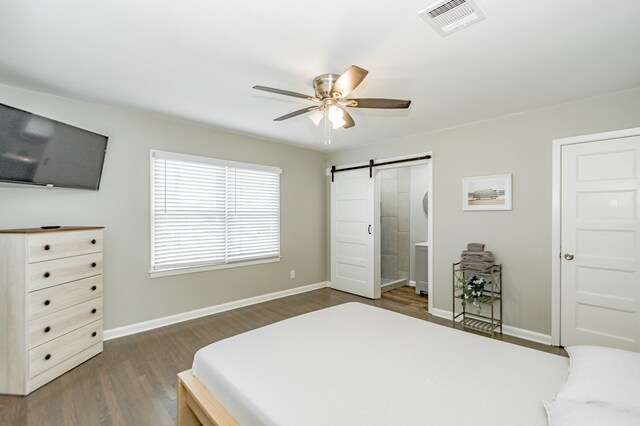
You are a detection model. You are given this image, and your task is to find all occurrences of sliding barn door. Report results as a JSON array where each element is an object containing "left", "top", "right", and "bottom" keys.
[
  {"left": 330, "top": 169, "right": 375, "bottom": 299},
  {"left": 561, "top": 136, "right": 640, "bottom": 351}
]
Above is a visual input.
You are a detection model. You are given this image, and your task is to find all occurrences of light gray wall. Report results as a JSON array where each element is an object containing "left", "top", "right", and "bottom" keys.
[
  {"left": 0, "top": 84, "right": 328, "bottom": 330},
  {"left": 328, "top": 87, "right": 640, "bottom": 335}
]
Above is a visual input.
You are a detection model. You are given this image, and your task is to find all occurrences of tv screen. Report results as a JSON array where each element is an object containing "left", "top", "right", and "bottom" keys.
[{"left": 0, "top": 103, "right": 108, "bottom": 190}]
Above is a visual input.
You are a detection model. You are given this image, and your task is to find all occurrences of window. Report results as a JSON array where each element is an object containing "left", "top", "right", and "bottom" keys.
[{"left": 150, "top": 150, "right": 280, "bottom": 275}]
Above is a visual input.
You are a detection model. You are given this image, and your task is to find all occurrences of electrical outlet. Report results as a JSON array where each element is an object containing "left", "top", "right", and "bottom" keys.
[{"left": 290, "top": 269, "right": 295, "bottom": 279}]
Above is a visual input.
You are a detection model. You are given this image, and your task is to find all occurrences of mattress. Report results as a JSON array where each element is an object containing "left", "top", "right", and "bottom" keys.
[{"left": 192, "top": 302, "right": 568, "bottom": 425}]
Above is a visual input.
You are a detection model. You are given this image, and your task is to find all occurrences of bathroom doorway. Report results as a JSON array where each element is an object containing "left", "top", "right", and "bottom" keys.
[{"left": 376, "top": 162, "right": 431, "bottom": 310}]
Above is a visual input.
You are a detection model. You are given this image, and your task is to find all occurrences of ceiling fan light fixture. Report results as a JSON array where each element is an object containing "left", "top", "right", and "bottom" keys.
[
  {"left": 253, "top": 64, "right": 411, "bottom": 142},
  {"left": 309, "top": 109, "right": 324, "bottom": 126},
  {"left": 327, "top": 105, "right": 345, "bottom": 129},
  {"left": 331, "top": 117, "right": 346, "bottom": 129}
]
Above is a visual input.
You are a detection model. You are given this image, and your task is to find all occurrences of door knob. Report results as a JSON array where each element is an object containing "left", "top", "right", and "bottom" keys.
[{"left": 564, "top": 253, "right": 574, "bottom": 260}]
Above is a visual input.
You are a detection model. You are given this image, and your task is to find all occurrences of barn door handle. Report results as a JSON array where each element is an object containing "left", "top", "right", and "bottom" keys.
[
  {"left": 368, "top": 225, "right": 372, "bottom": 235},
  {"left": 564, "top": 253, "right": 574, "bottom": 260}
]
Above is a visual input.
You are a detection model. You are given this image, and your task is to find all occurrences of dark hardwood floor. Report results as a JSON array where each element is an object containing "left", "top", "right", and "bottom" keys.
[
  {"left": 381, "top": 285, "right": 428, "bottom": 312},
  {"left": 0, "top": 287, "right": 565, "bottom": 425}
]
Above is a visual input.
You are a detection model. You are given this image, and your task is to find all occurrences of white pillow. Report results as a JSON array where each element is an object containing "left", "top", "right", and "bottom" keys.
[
  {"left": 543, "top": 400, "right": 640, "bottom": 426},
  {"left": 555, "top": 345, "right": 640, "bottom": 412}
]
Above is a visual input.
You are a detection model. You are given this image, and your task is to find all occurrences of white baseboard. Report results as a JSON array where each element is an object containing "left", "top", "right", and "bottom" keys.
[
  {"left": 501, "top": 325, "right": 551, "bottom": 345},
  {"left": 428, "top": 309, "right": 551, "bottom": 345},
  {"left": 430, "top": 308, "right": 452, "bottom": 320},
  {"left": 104, "top": 281, "right": 330, "bottom": 341},
  {"left": 409, "top": 280, "right": 416, "bottom": 287}
]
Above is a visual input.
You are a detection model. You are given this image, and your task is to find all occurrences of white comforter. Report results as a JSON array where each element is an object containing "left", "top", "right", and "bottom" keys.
[{"left": 193, "top": 302, "right": 568, "bottom": 425}]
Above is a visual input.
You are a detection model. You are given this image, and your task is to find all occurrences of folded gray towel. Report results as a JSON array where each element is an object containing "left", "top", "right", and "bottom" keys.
[
  {"left": 467, "top": 243, "right": 485, "bottom": 252},
  {"left": 460, "top": 262, "right": 493, "bottom": 272},
  {"left": 462, "top": 258, "right": 494, "bottom": 266},
  {"left": 462, "top": 250, "right": 493, "bottom": 257},
  {"left": 461, "top": 258, "right": 493, "bottom": 264},
  {"left": 460, "top": 263, "right": 493, "bottom": 271},
  {"left": 461, "top": 251, "right": 494, "bottom": 262},
  {"left": 461, "top": 255, "right": 494, "bottom": 263}
]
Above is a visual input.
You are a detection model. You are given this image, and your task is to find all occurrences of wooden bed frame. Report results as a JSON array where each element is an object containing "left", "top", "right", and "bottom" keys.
[{"left": 177, "top": 370, "right": 239, "bottom": 426}]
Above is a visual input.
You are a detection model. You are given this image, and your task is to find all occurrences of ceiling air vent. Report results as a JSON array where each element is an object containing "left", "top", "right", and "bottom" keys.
[{"left": 418, "top": 0, "right": 487, "bottom": 37}]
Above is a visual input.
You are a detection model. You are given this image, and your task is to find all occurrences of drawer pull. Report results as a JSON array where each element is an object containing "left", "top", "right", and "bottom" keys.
[
  {"left": 91, "top": 239, "right": 96, "bottom": 245},
  {"left": 92, "top": 331, "right": 97, "bottom": 337},
  {"left": 91, "top": 308, "right": 97, "bottom": 314},
  {"left": 44, "top": 299, "right": 51, "bottom": 306},
  {"left": 44, "top": 244, "right": 50, "bottom": 251},
  {"left": 45, "top": 354, "right": 51, "bottom": 361},
  {"left": 91, "top": 285, "right": 97, "bottom": 291},
  {"left": 91, "top": 262, "right": 97, "bottom": 268},
  {"left": 44, "top": 326, "right": 51, "bottom": 333},
  {"left": 44, "top": 272, "right": 51, "bottom": 278}
]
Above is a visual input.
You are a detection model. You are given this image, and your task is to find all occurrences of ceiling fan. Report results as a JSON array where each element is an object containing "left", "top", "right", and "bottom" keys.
[{"left": 253, "top": 65, "right": 411, "bottom": 131}]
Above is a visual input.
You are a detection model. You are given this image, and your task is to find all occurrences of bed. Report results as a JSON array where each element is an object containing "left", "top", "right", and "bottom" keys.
[{"left": 177, "top": 302, "right": 569, "bottom": 425}]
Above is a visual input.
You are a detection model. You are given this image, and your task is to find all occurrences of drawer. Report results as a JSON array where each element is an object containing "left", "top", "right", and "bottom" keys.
[
  {"left": 29, "top": 319, "right": 103, "bottom": 379},
  {"left": 28, "top": 230, "right": 103, "bottom": 263},
  {"left": 28, "top": 342, "right": 103, "bottom": 394},
  {"left": 29, "top": 276, "right": 103, "bottom": 320},
  {"left": 28, "top": 253, "right": 103, "bottom": 292},
  {"left": 29, "top": 297, "right": 103, "bottom": 349}
]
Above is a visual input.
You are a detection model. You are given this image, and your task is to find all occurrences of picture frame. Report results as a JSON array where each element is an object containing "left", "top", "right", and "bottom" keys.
[{"left": 462, "top": 173, "right": 512, "bottom": 211}]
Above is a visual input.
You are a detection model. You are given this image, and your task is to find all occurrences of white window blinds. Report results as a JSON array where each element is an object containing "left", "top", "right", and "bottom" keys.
[{"left": 151, "top": 150, "right": 280, "bottom": 272}]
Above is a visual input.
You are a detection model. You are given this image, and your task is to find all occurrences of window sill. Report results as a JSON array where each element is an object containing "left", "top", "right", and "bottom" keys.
[{"left": 149, "top": 257, "right": 281, "bottom": 279}]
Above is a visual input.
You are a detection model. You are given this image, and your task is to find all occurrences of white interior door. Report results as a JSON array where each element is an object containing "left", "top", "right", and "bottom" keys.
[
  {"left": 330, "top": 169, "right": 375, "bottom": 299},
  {"left": 561, "top": 136, "right": 640, "bottom": 350}
]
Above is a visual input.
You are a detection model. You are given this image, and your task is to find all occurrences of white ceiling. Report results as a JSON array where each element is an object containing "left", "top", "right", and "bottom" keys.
[{"left": 1, "top": 0, "right": 639, "bottom": 152}]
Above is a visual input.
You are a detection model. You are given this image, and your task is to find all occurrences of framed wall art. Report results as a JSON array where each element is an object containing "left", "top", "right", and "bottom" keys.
[{"left": 462, "top": 173, "right": 512, "bottom": 211}]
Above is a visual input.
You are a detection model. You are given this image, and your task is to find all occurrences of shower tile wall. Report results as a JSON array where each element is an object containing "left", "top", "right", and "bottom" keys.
[
  {"left": 397, "top": 168, "right": 411, "bottom": 280},
  {"left": 380, "top": 168, "right": 411, "bottom": 281}
]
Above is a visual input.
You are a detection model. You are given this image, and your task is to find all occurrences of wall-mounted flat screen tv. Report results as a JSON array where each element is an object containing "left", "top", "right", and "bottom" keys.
[{"left": 0, "top": 103, "right": 108, "bottom": 190}]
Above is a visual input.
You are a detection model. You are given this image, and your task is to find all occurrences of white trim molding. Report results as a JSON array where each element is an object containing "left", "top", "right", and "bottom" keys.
[
  {"left": 550, "top": 127, "right": 640, "bottom": 347},
  {"left": 501, "top": 325, "right": 552, "bottom": 345},
  {"left": 149, "top": 257, "right": 280, "bottom": 279},
  {"left": 104, "top": 281, "right": 330, "bottom": 340},
  {"left": 429, "top": 309, "right": 552, "bottom": 345},
  {"left": 430, "top": 308, "right": 452, "bottom": 320}
]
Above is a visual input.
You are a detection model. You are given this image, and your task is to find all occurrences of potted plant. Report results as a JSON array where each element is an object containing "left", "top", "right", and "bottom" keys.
[{"left": 457, "top": 275, "right": 487, "bottom": 314}]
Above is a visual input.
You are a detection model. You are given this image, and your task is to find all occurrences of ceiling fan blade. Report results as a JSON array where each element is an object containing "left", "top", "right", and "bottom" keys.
[
  {"left": 274, "top": 106, "right": 320, "bottom": 121},
  {"left": 253, "top": 85, "right": 316, "bottom": 100},
  {"left": 341, "top": 107, "right": 355, "bottom": 129},
  {"left": 330, "top": 65, "right": 369, "bottom": 99},
  {"left": 347, "top": 98, "right": 411, "bottom": 109}
]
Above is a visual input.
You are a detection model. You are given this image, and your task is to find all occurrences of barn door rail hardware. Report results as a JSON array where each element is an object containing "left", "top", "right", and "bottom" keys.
[{"left": 330, "top": 154, "right": 431, "bottom": 182}]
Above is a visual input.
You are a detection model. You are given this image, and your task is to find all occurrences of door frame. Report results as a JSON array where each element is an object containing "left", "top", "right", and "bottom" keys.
[
  {"left": 550, "top": 127, "right": 640, "bottom": 346},
  {"left": 328, "top": 152, "right": 433, "bottom": 312}
]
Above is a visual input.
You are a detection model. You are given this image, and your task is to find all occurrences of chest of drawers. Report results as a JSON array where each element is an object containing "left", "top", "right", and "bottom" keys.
[{"left": 0, "top": 227, "right": 104, "bottom": 395}]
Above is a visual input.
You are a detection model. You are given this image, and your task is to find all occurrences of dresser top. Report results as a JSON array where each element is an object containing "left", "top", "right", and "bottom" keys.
[{"left": 0, "top": 226, "right": 104, "bottom": 234}]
